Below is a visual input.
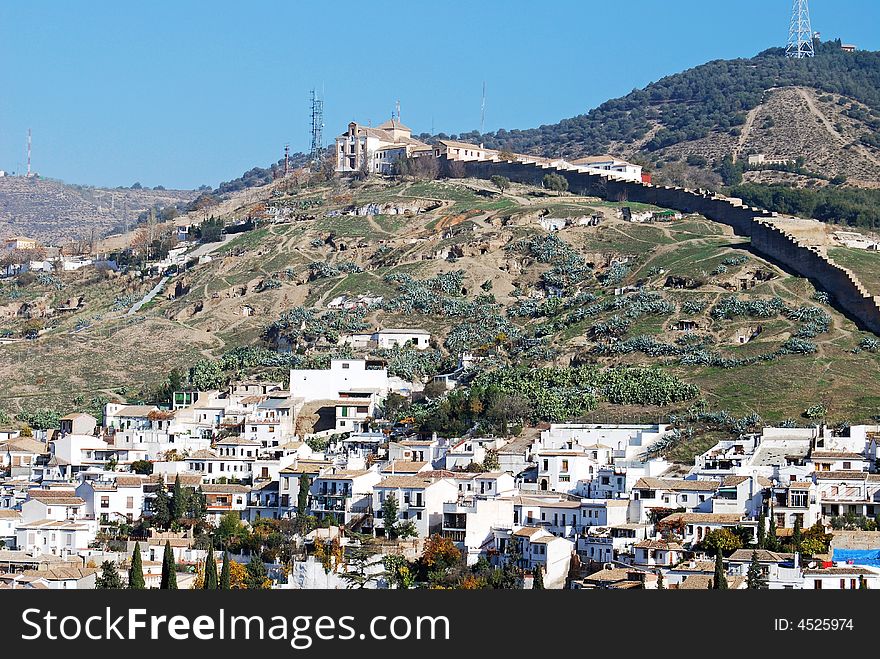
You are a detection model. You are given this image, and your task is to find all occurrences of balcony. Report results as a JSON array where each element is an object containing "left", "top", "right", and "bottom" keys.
[{"left": 442, "top": 530, "right": 466, "bottom": 543}]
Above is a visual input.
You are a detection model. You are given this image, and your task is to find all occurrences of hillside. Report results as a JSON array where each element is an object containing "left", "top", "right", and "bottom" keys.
[
  {"left": 451, "top": 40, "right": 880, "bottom": 189},
  {"left": 3, "top": 175, "right": 880, "bottom": 463},
  {"left": 0, "top": 176, "right": 198, "bottom": 246}
]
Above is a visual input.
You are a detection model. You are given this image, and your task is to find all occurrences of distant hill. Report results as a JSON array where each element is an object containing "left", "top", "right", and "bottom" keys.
[
  {"left": 0, "top": 177, "right": 198, "bottom": 246},
  {"left": 444, "top": 39, "right": 880, "bottom": 188}
]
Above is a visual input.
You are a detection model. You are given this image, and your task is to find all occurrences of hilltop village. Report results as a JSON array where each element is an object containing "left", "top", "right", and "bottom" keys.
[
  {"left": 2, "top": 122, "right": 880, "bottom": 591},
  {"left": 1, "top": 357, "right": 880, "bottom": 590}
]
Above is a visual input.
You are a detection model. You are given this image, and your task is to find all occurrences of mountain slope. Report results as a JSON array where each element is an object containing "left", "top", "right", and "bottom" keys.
[
  {"left": 0, "top": 177, "right": 198, "bottom": 246},
  {"left": 457, "top": 40, "right": 880, "bottom": 186},
  {"left": 3, "top": 176, "right": 880, "bottom": 440}
]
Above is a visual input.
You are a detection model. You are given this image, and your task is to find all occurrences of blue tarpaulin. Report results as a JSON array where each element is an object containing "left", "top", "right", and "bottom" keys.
[{"left": 832, "top": 549, "right": 880, "bottom": 567}]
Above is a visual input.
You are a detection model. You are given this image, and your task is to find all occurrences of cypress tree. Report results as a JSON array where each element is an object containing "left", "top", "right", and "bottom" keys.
[
  {"left": 767, "top": 513, "right": 779, "bottom": 551},
  {"left": 172, "top": 474, "right": 186, "bottom": 522},
  {"left": 792, "top": 516, "right": 803, "bottom": 553},
  {"left": 297, "top": 474, "right": 311, "bottom": 517},
  {"left": 204, "top": 544, "right": 218, "bottom": 589},
  {"left": 220, "top": 549, "right": 231, "bottom": 590},
  {"left": 757, "top": 511, "right": 766, "bottom": 549},
  {"left": 713, "top": 550, "right": 728, "bottom": 590},
  {"left": 532, "top": 565, "right": 545, "bottom": 590},
  {"left": 656, "top": 570, "right": 665, "bottom": 590},
  {"left": 161, "top": 540, "right": 177, "bottom": 589},
  {"left": 128, "top": 542, "right": 146, "bottom": 589}
]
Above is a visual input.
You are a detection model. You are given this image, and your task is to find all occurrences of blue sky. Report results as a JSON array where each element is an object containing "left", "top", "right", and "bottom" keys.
[{"left": 0, "top": 0, "right": 877, "bottom": 189}]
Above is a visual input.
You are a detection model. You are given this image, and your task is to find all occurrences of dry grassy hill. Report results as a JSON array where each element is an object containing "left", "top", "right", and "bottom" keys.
[
  {"left": 3, "top": 175, "right": 880, "bottom": 444},
  {"left": 0, "top": 176, "right": 198, "bottom": 245}
]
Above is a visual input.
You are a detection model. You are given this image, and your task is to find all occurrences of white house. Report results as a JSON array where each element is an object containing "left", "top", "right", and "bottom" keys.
[
  {"left": 569, "top": 155, "right": 643, "bottom": 182},
  {"left": 341, "top": 328, "right": 432, "bottom": 350},
  {"left": 373, "top": 475, "right": 458, "bottom": 539},
  {"left": 311, "top": 468, "right": 381, "bottom": 525},
  {"left": 75, "top": 476, "right": 146, "bottom": 524},
  {"left": 442, "top": 497, "right": 514, "bottom": 565},
  {"left": 509, "top": 526, "right": 574, "bottom": 589},
  {"left": 289, "top": 359, "right": 389, "bottom": 403},
  {"left": 335, "top": 119, "right": 428, "bottom": 174}
]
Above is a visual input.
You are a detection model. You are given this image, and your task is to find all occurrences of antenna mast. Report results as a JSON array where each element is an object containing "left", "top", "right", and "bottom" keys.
[
  {"left": 309, "top": 89, "right": 325, "bottom": 171},
  {"left": 26, "top": 129, "right": 32, "bottom": 177},
  {"left": 480, "top": 81, "right": 486, "bottom": 135},
  {"left": 284, "top": 143, "right": 290, "bottom": 177},
  {"left": 395, "top": 99, "right": 401, "bottom": 123},
  {"left": 786, "top": 0, "right": 815, "bottom": 58}
]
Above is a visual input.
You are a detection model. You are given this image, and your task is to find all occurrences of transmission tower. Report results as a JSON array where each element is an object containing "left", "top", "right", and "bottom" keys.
[
  {"left": 309, "top": 89, "right": 324, "bottom": 171},
  {"left": 786, "top": 0, "right": 815, "bottom": 59}
]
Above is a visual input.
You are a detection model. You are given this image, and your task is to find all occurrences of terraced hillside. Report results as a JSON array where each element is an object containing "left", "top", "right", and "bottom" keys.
[{"left": 2, "top": 176, "right": 880, "bottom": 451}]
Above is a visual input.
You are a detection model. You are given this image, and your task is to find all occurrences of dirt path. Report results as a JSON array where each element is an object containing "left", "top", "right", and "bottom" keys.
[
  {"left": 733, "top": 103, "right": 762, "bottom": 162},
  {"left": 796, "top": 86, "right": 880, "bottom": 171}
]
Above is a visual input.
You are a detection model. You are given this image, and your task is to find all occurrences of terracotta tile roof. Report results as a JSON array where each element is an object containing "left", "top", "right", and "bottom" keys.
[
  {"left": 811, "top": 450, "right": 865, "bottom": 460},
  {"left": 634, "top": 540, "right": 684, "bottom": 551},
  {"left": 815, "top": 470, "right": 869, "bottom": 480},
  {"left": 512, "top": 526, "right": 545, "bottom": 538},
  {"left": 381, "top": 460, "right": 429, "bottom": 474},
  {"left": 375, "top": 475, "right": 443, "bottom": 489},
  {"left": 677, "top": 574, "right": 745, "bottom": 589},
  {"left": 660, "top": 512, "right": 746, "bottom": 525},
  {"left": 721, "top": 475, "right": 750, "bottom": 487},
  {"left": 633, "top": 477, "right": 721, "bottom": 492}
]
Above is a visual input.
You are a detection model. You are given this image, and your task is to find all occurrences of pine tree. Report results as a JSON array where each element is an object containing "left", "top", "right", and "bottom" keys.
[
  {"left": 713, "top": 550, "right": 728, "bottom": 590},
  {"left": 245, "top": 555, "right": 270, "bottom": 589},
  {"left": 172, "top": 474, "right": 187, "bottom": 522},
  {"left": 532, "top": 565, "right": 545, "bottom": 590},
  {"left": 220, "top": 549, "right": 231, "bottom": 590},
  {"left": 204, "top": 544, "right": 218, "bottom": 589},
  {"left": 757, "top": 511, "right": 766, "bottom": 549},
  {"left": 161, "top": 541, "right": 177, "bottom": 589},
  {"left": 128, "top": 542, "right": 146, "bottom": 589},
  {"left": 746, "top": 550, "right": 768, "bottom": 589},
  {"left": 95, "top": 560, "right": 124, "bottom": 589}
]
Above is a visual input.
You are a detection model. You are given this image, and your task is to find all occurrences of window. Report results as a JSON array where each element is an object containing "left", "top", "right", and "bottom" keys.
[
  {"left": 341, "top": 363, "right": 350, "bottom": 369},
  {"left": 815, "top": 580, "right": 822, "bottom": 589},
  {"left": 561, "top": 459, "right": 569, "bottom": 472},
  {"left": 126, "top": 497, "right": 134, "bottom": 509},
  {"left": 100, "top": 497, "right": 110, "bottom": 508},
  {"left": 357, "top": 406, "right": 369, "bottom": 414},
  {"left": 843, "top": 462, "right": 852, "bottom": 470}
]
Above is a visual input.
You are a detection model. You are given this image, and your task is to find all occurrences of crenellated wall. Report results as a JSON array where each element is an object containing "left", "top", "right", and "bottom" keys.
[{"left": 444, "top": 156, "right": 880, "bottom": 334}]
